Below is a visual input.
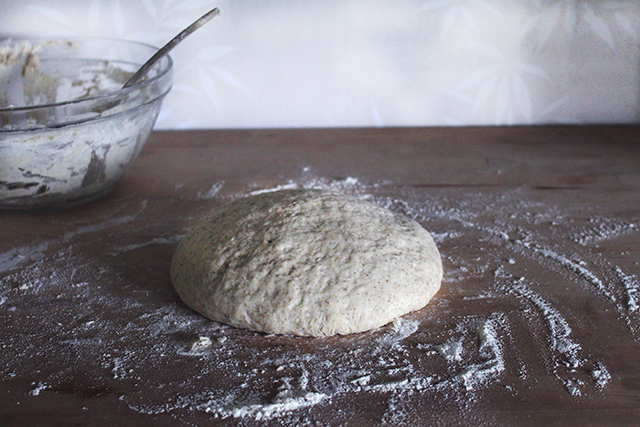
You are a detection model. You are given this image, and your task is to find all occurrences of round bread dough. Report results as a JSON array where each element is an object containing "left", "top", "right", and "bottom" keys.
[{"left": 170, "top": 189, "right": 442, "bottom": 337}]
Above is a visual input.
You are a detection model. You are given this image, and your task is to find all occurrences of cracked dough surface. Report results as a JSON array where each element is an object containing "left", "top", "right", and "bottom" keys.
[{"left": 170, "top": 190, "right": 442, "bottom": 337}]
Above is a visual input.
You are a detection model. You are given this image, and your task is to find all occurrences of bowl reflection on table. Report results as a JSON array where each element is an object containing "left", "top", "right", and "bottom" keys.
[{"left": 0, "top": 37, "right": 173, "bottom": 210}]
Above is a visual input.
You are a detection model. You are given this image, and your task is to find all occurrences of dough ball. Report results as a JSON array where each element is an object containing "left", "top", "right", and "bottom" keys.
[{"left": 170, "top": 189, "right": 442, "bottom": 337}]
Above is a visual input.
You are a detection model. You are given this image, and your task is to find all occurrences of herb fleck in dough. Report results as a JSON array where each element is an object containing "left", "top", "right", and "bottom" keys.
[{"left": 170, "top": 190, "right": 442, "bottom": 337}]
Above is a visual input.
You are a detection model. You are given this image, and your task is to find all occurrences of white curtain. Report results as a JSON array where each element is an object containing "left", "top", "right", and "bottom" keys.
[{"left": 2, "top": 0, "right": 639, "bottom": 129}]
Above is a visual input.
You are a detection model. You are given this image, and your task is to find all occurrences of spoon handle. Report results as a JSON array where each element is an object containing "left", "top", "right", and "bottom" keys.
[{"left": 123, "top": 7, "right": 220, "bottom": 89}]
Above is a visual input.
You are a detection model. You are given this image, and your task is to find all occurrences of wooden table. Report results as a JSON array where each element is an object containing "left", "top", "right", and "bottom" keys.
[{"left": 1, "top": 126, "right": 639, "bottom": 426}]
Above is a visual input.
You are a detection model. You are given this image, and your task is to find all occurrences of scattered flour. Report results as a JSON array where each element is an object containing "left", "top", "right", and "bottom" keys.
[
  {"left": 456, "top": 317, "right": 506, "bottom": 392},
  {"left": 29, "top": 382, "right": 48, "bottom": 396},
  {"left": 523, "top": 243, "right": 613, "bottom": 303},
  {"left": 590, "top": 362, "right": 612, "bottom": 388},
  {"left": 615, "top": 266, "right": 640, "bottom": 313},
  {"left": 248, "top": 182, "right": 300, "bottom": 196},
  {"left": 196, "top": 182, "right": 224, "bottom": 200},
  {"left": 189, "top": 336, "right": 213, "bottom": 353},
  {"left": 0, "top": 242, "right": 50, "bottom": 273},
  {"left": 199, "top": 377, "right": 329, "bottom": 421},
  {"left": 108, "top": 236, "right": 179, "bottom": 257},
  {"left": 1, "top": 170, "right": 637, "bottom": 425},
  {"left": 574, "top": 218, "right": 638, "bottom": 246},
  {"left": 376, "top": 318, "right": 420, "bottom": 347},
  {"left": 510, "top": 281, "right": 582, "bottom": 364},
  {"left": 247, "top": 170, "right": 374, "bottom": 198},
  {"left": 437, "top": 337, "right": 464, "bottom": 362}
]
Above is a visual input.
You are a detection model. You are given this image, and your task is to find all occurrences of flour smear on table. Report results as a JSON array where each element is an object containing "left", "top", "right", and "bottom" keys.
[{"left": 0, "top": 169, "right": 638, "bottom": 425}]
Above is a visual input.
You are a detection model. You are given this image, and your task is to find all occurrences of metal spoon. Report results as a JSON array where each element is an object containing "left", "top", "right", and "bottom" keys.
[{"left": 122, "top": 7, "right": 220, "bottom": 89}]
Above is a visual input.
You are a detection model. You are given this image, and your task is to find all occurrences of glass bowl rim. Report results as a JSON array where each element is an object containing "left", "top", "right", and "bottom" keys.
[{"left": 0, "top": 35, "right": 174, "bottom": 114}]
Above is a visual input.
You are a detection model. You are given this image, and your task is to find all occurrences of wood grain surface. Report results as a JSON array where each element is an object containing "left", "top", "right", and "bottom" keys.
[{"left": 1, "top": 125, "right": 639, "bottom": 426}]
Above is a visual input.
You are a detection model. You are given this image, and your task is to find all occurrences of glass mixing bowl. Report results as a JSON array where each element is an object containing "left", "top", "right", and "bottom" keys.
[{"left": 0, "top": 37, "right": 173, "bottom": 210}]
